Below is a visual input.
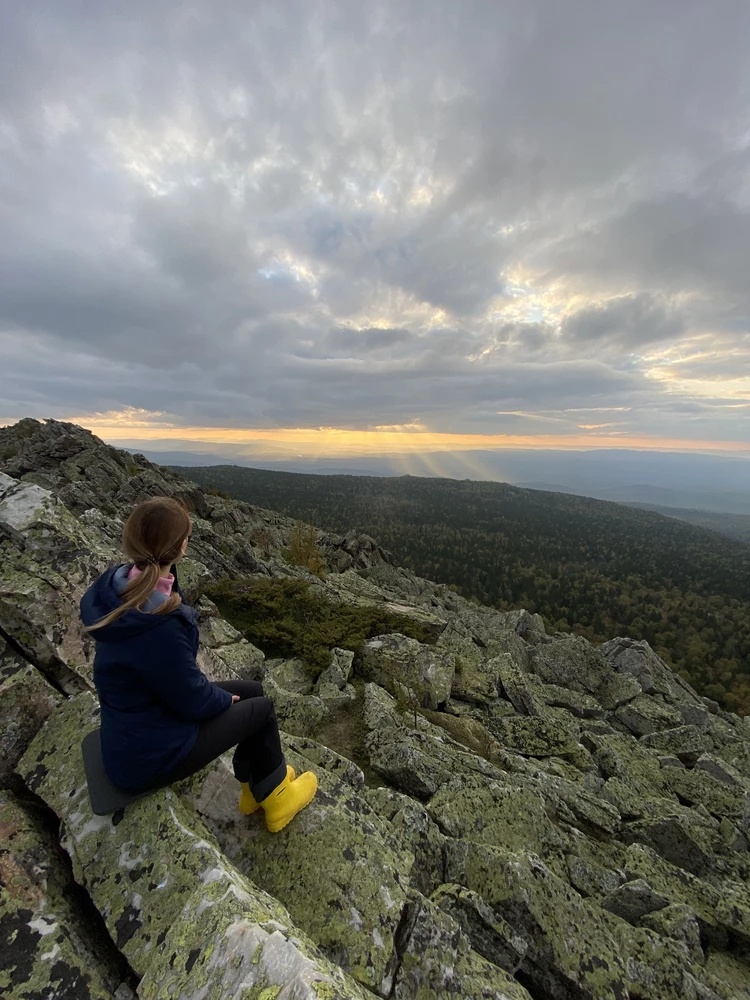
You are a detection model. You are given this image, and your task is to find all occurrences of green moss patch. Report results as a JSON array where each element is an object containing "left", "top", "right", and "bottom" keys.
[{"left": 206, "top": 576, "right": 436, "bottom": 678}]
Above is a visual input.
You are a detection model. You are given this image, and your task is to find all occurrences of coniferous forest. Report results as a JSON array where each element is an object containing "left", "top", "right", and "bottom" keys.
[{"left": 176, "top": 465, "right": 750, "bottom": 715}]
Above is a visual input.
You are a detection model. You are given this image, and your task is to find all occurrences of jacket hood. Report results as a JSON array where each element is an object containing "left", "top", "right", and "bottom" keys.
[{"left": 80, "top": 565, "right": 197, "bottom": 641}]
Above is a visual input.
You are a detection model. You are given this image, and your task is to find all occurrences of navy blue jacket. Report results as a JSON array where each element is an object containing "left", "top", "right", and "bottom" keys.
[{"left": 80, "top": 565, "right": 233, "bottom": 791}]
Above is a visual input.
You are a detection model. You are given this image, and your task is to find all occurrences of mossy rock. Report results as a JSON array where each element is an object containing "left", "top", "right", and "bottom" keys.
[
  {"left": 226, "top": 749, "right": 413, "bottom": 992},
  {"left": 491, "top": 715, "right": 580, "bottom": 759},
  {"left": 17, "top": 695, "right": 371, "bottom": 1000},
  {"left": 390, "top": 893, "right": 532, "bottom": 1000},
  {"left": 444, "top": 841, "right": 631, "bottom": 1000},
  {"left": 0, "top": 789, "right": 120, "bottom": 1000},
  {"left": 428, "top": 775, "right": 558, "bottom": 856},
  {"left": 358, "top": 633, "right": 455, "bottom": 710}
]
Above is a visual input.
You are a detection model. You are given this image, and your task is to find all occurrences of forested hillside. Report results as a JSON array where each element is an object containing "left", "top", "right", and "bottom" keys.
[
  {"left": 624, "top": 502, "right": 750, "bottom": 543},
  {"left": 176, "top": 465, "right": 750, "bottom": 714}
]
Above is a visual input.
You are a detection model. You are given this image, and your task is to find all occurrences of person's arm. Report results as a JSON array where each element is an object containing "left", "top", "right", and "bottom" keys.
[{"left": 141, "top": 620, "right": 233, "bottom": 721}]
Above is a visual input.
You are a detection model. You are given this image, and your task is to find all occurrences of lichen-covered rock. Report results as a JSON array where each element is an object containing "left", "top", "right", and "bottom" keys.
[
  {"left": 264, "top": 657, "right": 314, "bottom": 694},
  {"left": 281, "top": 733, "right": 365, "bottom": 790},
  {"left": 640, "top": 724, "right": 715, "bottom": 764},
  {"left": 314, "top": 648, "right": 358, "bottom": 706},
  {"left": 263, "top": 675, "right": 329, "bottom": 737},
  {"left": 600, "top": 877, "right": 669, "bottom": 924},
  {"left": 444, "top": 841, "right": 631, "bottom": 1000},
  {"left": 663, "top": 764, "right": 750, "bottom": 824},
  {"left": 615, "top": 695, "right": 684, "bottom": 737},
  {"left": 438, "top": 623, "right": 498, "bottom": 704},
  {"left": 0, "top": 643, "right": 60, "bottom": 782},
  {"left": 427, "top": 775, "right": 557, "bottom": 856},
  {"left": 365, "top": 716, "right": 504, "bottom": 801},
  {"left": 494, "top": 650, "right": 545, "bottom": 717},
  {"left": 445, "top": 630, "right": 529, "bottom": 707},
  {"left": 491, "top": 715, "right": 580, "bottom": 759},
  {"left": 0, "top": 789, "right": 125, "bottom": 1000},
  {"left": 584, "top": 731, "right": 677, "bottom": 809},
  {"left": 600, "top": 637, "right": 707, "bottom": 715},
  {"left": 640, "top": 903, "right": 704, "bottom": 964},
  {"left": 197, "top": 606, "right": 265, "bottom": 680},
  {"left": 623, "top": 811, "right": 720, "bottom": 876},
  {"left": 189, "top": 749, "right": 412, "bottom": 992},
  {"left": 364, "top": 786, "right": 447, "bottom": 896},
  {"left": 358, "top": 633, "right": 455, "bottom": 710},
  {"left": 431, "top": 883, "right": 528, "bottom": 974},
  {"left": 531, "top": 635, "right": 611, "bottom": 694},
  {"left": 535, "top": 682, "right": 605, "bottom": 719},
  {"left": 622, "top": 842, "right": 750, "bottom": 947},
  {"left": 566, "top": 843, "right": 626, "bottom": 899},
  {"left": 0, "top": 474, "right": 116, "bottom": 690},
  {"left": 694, "top": 752, "right": 745, "bottom": 787},
  {"left": 389, "top": 893, "right": 532, "bottom": 1000},
  {"left": 361, "top": 680, "right": 405, "bottom": 734},
  {"left": 17, "top": 694, "right": 373, "bottom": 1000}
]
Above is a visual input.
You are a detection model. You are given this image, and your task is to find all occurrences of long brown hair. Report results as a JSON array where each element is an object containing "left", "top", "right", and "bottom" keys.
[{"left": 87, "top": 496, "right": 192, "bottom": 630}]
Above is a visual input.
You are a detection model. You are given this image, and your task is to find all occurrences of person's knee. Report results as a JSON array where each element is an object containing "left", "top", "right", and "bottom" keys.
[
  {"left": 233, "top": 680, "right": 264, "bottom": 701},
  {"left": 254, "top": 695, "right": 277, "bottom": 725}
]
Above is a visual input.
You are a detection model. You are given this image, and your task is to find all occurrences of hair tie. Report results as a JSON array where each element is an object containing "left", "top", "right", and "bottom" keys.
[{"left": 144, "top": 555, "right": 159, "bottom": 566}]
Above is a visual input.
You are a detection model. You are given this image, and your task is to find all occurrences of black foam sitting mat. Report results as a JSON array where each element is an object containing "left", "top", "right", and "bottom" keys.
[{"left": 81, "top": 729, "right": 152, "bottom": 816}]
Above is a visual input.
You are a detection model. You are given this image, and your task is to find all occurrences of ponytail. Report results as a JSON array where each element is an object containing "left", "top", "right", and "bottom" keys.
[{"left": 86, "top": 496, "right": 190, "bottom": 631}]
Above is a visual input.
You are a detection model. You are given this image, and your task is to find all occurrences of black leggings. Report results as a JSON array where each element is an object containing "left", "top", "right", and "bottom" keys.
[{"left": 165, "top": 680, "right": 287, "bottom": 801}]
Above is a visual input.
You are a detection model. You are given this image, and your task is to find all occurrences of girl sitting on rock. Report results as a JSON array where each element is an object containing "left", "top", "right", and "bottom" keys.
[{"left": 80, "top": 495, "right": 317, "bottom": 832}]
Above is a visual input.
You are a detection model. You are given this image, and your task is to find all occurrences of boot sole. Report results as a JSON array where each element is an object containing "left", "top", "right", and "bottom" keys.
[{"left": 265, "top": 785, "right": 317, "bottom": 833}]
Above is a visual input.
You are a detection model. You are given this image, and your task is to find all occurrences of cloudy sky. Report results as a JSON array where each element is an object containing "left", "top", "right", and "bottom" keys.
[{"left": 2, "top": 0, "right": 750, "bottom": 468}]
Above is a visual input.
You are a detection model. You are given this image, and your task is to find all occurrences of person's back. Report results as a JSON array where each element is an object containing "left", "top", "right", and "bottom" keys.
[{"left": 80, "top": 495, "right": 317, "bottom": 831}]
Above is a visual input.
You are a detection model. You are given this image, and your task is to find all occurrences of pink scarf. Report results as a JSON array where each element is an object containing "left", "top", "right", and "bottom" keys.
[{"left": 127, "top": 564, "right": 174, "bottom": 596}]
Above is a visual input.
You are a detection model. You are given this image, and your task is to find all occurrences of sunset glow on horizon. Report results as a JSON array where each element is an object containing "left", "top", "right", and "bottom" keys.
[{"left": 50, "top": 409, "right": 750, "bottom": 461}]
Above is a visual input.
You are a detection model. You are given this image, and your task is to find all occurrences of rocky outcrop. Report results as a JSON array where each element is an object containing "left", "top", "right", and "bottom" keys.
[{"left": 3, "top": 417, "right": 750, "bottom": 999}]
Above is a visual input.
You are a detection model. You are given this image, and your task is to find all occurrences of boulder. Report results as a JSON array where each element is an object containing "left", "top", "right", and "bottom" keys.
[
  {"left": 663, "top": 765, "right": 750, "bottom": 824},
  {"left": 18, "top": 693, "right": 371, "bottom": 1000},
  {"left": 358, "top": 633, "right": 455, "bottom": 709},
  {"left": 364, "top": 786, "right": 447, "bottom": 896},
  {"left": 0, "top": 643, "right": 60, "bottom": 783},
  {"left": 600, "top": 637, "right": 706, "bottom": 714},
  {"left": 531, "top": 635, "right": 611, "bottom": 694},
  {"left": 185, "top": 747, "right": 412, "bottom": 993},
  {"left": 640, "top": 725, "right": 715, "bottom": 765},
  {"left": 615, "top": 696, "right": 683, "bottom": 737},
  {"left": 0, "top": 474, "right": 115, "bottom": 691},
  {"left": 438, "top": 623, "right": 498, "bottom": 703},
  {"left": 491, "top": 715, "right": 581, "bottom": 759},
  {"left": 427, "top": 775, "right": 558, "bottom": 855},
  {"left": 535, "top": 682, "right": 606, "bottom": 719},
  {"left": 431, "top": 883, "right": 529, "bottom": 974},
  {"left": 695, "top": 753, "right": 745, "bottom": 788},
  {"left": 262, "top": 675, "right": 329, "bottom": 737},
  {"left": 0, "top": 789, "right": 128, "bottom": 1000},
  {"left": 600, "top": 878, "right": 670, "bottom": 924},
  {"left": 314, "top": 648, "right": 358, "bottom": 706},
  {"left": 494, "top": 653, "right": 545, "bottom": 717},
  {"left": 389, "top": 893, "right": 532, "bottom": 1000},
  {"left": 365, "top": 714, "right": 506, "bottom": 801},
  {"left": 640, "top": 903, "right": 704, "bottom": 964},
  {"left": 623, "top": 812, "right": 720, "bottom": 876},
  {"left": 264, "top": 657, "right": 314, "bottom": 694},
  {"left": 444, "top": 841, "right": 631, "bottom": 1000}
]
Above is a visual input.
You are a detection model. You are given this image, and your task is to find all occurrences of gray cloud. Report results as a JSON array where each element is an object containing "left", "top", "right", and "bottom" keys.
[
  {"left": 562, "top": 294, "right": 685, "bottom": 350},
  {"left": 1, "top": 0, "right": 750, "bottom": 449}
]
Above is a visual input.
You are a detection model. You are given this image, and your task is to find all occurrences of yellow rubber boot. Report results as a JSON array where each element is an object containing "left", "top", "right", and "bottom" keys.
[
  {"left": 260, "top": 770, "right": 318, "bottom": 833},
  {"left": 239, "top": 765, "right": 296, "bottom": 816}
]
